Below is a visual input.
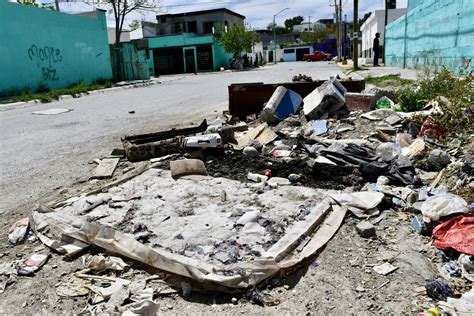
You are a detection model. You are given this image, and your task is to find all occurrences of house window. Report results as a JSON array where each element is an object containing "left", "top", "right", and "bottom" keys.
[
  {"left": 283, "top": 49, "right": 295, "bottom": 54},
  {"left": 175, "top": 22, "right": 185, "bottom": 33},
  {"left": 203, "top": 21, "right": 214, "bottom": 34},
  {"left": 187, "top": 21, "right": 197, "bottom": 33}
]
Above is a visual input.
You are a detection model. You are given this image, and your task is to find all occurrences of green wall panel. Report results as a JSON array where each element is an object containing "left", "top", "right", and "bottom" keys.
[
  {"left": 0, "top": 1, "right": 112, "bottom": 94},
  {"left": 385, "top": 0, "right": 474, "bottom": 74}
]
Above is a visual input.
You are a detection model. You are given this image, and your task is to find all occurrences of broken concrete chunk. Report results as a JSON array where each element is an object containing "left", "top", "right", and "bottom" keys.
[
  {"left": 267, "top": 177, "right": 291, "bottom": 186},
  {"left": 236, "top": 210, "right": 260, "bottom": 225},
  {"left": 259, "top": 86, "right": 302, "bottom": 123},
  {"left": 373, "top": 262, "right": 398, "bottom": 275},
  {"left": 385, "top": 113, "right": 403, "bottom": 125},
  {"left": 92, "top": 158, "right": 120, "bottom": 179},
  {"left": 170, "top": 159, "right": 208, "bottom": 178},
  {"left": 427, "top": 149, "right": 451, "bottom": 171},
  {"left": 356, "top": 221, "right": 375, "bottom": 238},
  {"left": 243, "top": 146, "right": 259, "bottom": 157},
  {"left": 303, "top": 79, "right": 346, "bottom": 120}
]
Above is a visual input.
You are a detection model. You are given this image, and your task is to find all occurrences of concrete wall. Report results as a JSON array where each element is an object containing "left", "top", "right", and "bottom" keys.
[
  {"left": 147, "top": 33, "right": 233, "bottom": 72},
  {"left": 385, "top": 0, "right": 474, "bottom": 74},
  {"left": 107, "top": 27, "right": 131, "bottom": 44},
  {"left": 156, "top": 10, "right": 244, "bottom": 36},
  {"left": 0, "top": 1, "right": 112, "bottom": 94}
]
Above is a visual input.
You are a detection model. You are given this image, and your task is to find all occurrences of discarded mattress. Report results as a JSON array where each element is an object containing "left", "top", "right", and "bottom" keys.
[{"left": 30, "top": 167, "right": 347, "bottom": 289}]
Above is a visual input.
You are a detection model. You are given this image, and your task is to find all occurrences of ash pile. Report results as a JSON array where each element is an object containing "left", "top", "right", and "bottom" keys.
[{"left": 6, "top": 76, "right": 473, "bottom": 314}]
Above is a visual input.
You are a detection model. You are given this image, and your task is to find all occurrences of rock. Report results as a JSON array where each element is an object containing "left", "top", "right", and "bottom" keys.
[
  {"left": 356, "top": 221, "right": 376, "bottom": 238},
  {"left": 427, "top": 149, "right": 451, "bottom": 171},
  {"left": 267, "top": 177, "right": 291, "bottom": 186},
  {"left": 180, "top": 281, "right": 192, "bottom": 297},
  {"left": 243, "top": 146, "right": 259, "bottom": 157},
  {"left": 231, "top": 297, "right": 238, "bottom": 305},
  {"left": 288, "top": 174, "right": 301, "bottom": 182},
  {"left": 246, "top": 139, "right": 263, "bottom": 152},
  {"left": 385, "top": 113, "right": 403, "bottom": 125}
]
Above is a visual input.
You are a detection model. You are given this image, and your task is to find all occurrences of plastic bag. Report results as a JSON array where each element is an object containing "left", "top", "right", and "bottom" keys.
[{"left": 421, "top": 194, "right": 468, "bottom": 222}]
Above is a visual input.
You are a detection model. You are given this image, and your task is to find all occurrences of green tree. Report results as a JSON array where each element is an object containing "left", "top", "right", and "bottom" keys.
[
  {"left": 17, "top": 0, "right": 38, "bottom": 6},
  {"left": 284, "top": 16, "right": 304, "bottom": 31},
  {"left": 218, "top": 23, "right": 258, "bottom": 59},
  {"left": 267, "top": 23, "right": 288, "bottom": 35},
  {"left": 300, "top": 29, "right": 328, "bottom": 46},
  {"left": 129, "top": 20, "right": 141, "bottom": 31}
]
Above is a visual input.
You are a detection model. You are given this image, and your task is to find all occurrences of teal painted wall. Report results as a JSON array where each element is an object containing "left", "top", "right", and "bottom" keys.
[
  {"left": 385, "top": 0, "right": 474, "bottom": 74},
  {"left": 148, "top": 33, "right": 215, "bottom": 49},
  {"left": 147, "top": 33, "right": 233, "bottom": 71},
  {"left": 120, "top": 43, "right": 150, "bottom": 80},
  {"left": 0, "top": 1, "right": 112, "bottom": 94}
]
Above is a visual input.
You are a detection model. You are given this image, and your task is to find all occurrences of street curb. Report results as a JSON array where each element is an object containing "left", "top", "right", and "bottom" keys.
[{"left": 0, "top": 77, "right": 186, "bottom": 111}]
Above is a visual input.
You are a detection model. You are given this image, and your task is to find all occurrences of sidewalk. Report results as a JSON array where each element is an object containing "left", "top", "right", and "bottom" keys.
[{"left": 337, "top": 60, "right": 421, "bottom": 81}]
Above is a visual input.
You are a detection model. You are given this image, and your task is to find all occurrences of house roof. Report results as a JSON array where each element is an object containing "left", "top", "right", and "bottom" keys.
[{"left": 156, "top": 8, "right": 245, "bottom": 20}]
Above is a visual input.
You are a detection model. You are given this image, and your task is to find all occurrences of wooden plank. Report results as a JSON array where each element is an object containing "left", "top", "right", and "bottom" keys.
[
  {"left": 263, "top": 201, "right": 331, "bottom": 262},
  {"left": 92, "top": 158, "right": 120, "bottom": 179},
  {"left": 232, "top": 124, "right": 266, "bottom": 150},
  {"left": 256, "top": 127, "right": 278, "bottom": 145}
]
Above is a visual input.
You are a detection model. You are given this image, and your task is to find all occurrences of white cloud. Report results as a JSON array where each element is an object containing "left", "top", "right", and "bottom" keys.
[{"left": 53, "top": 0, "right": 408, "bottom": 29}]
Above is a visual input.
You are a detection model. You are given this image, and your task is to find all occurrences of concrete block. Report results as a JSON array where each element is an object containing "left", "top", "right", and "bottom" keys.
[
  {"left": 345, "top": 92, "right": 375, "bottom": 112},
  {"left": 356, "top": 221, "right": 375, "bottom": 238},
  {"left": 303, "top": 79, "right": 347, "bottom": 119}
]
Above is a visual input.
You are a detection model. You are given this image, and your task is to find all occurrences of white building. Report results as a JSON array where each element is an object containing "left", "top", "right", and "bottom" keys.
[
  {"left": 360, "top": 8, "right": 406, "bottom": 63},
  {"left": 293, "top": 22, "right": 326, "bottom": 33},
  {"left": 107, "top": 27, "right": 131, "bottom": 44}
]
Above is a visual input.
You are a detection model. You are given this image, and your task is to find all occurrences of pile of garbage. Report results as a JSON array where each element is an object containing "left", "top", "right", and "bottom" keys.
[{"left": 5, "top": 78, "right": 473, "bottom": 313}]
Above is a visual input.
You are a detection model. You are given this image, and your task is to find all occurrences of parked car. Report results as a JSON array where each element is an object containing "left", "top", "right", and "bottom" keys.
[{"left": 303, "top": 51, "right": 332, "bottom": 62}]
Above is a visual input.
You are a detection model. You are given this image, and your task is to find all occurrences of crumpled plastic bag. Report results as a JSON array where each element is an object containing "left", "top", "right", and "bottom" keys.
[
  {"left": 432, "top": 214, "right": 474, "bottom": 255},
  {"left": 8, "top": 218, "right": 29, "bottom": 244},
  {"left": 82, "top": 254, "right": 128, "bottom": 273},
  {"left": 421, "top": 194, "right": 468, "bottom": 223}
]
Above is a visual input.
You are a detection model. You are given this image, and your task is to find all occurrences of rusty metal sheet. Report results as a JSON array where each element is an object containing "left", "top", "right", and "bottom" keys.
[{"left": 228, "top": 80, "right": 366, "bottom": 119}]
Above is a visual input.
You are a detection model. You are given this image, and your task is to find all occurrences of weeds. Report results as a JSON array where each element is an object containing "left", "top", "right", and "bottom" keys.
[
  {"left": 0, "top": 79, "right": 113, "bottom": 104},
  {"left": 398, "top": 68, "right": 473, "bottom": 138},
  {"left": 366, "top": 75, "right": 413, "bottom": 87}
]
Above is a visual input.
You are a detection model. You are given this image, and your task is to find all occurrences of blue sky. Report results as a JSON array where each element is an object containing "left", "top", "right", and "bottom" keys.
[{"left": 55, "top": 0, "right": 408, "bottom": 29}]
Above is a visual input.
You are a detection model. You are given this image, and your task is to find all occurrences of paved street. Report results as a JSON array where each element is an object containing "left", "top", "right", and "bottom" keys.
[{"left": 0, "top": 62, "right": 342, "bottom": 215}]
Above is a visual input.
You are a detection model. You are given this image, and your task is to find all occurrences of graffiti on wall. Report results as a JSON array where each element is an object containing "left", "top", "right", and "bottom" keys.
[{"left": 27, "top": 45, "right": 63, "bottom": 81}]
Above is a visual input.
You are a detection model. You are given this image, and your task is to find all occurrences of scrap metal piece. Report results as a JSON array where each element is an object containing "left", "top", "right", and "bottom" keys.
[{"left": 122, "top": 120, "right": 207, "bottom": 162}]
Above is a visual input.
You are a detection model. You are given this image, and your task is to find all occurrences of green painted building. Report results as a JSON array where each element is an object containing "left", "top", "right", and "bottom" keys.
[
  {"left": 0, "top": 1, "right": 112, "bottom": 95},
  {"left": 146, "top": 33, "right": 233, "bottom": 75}
]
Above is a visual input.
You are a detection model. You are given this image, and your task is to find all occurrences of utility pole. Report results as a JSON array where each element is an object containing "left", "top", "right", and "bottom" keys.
[
  {"left": 331, "top": 0, "right": 340, "bottom": 61},
  {"left": 353, "top": 0, "right": 359, "bottom": 69},
  {"left": 273, "top": 8, "right": 290, "bottom": 64},
  {"left": 383, "top": 0, "right": 388, "bottom": 64},
  {"left": 339, "top": 0, "right": 342, "bottom": 61},
  {"left": 344, "top": 14, "right": 347, "bottom": 58},
  {"left": 308, "top": 16, "right": 313, "bottom": 31}
]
